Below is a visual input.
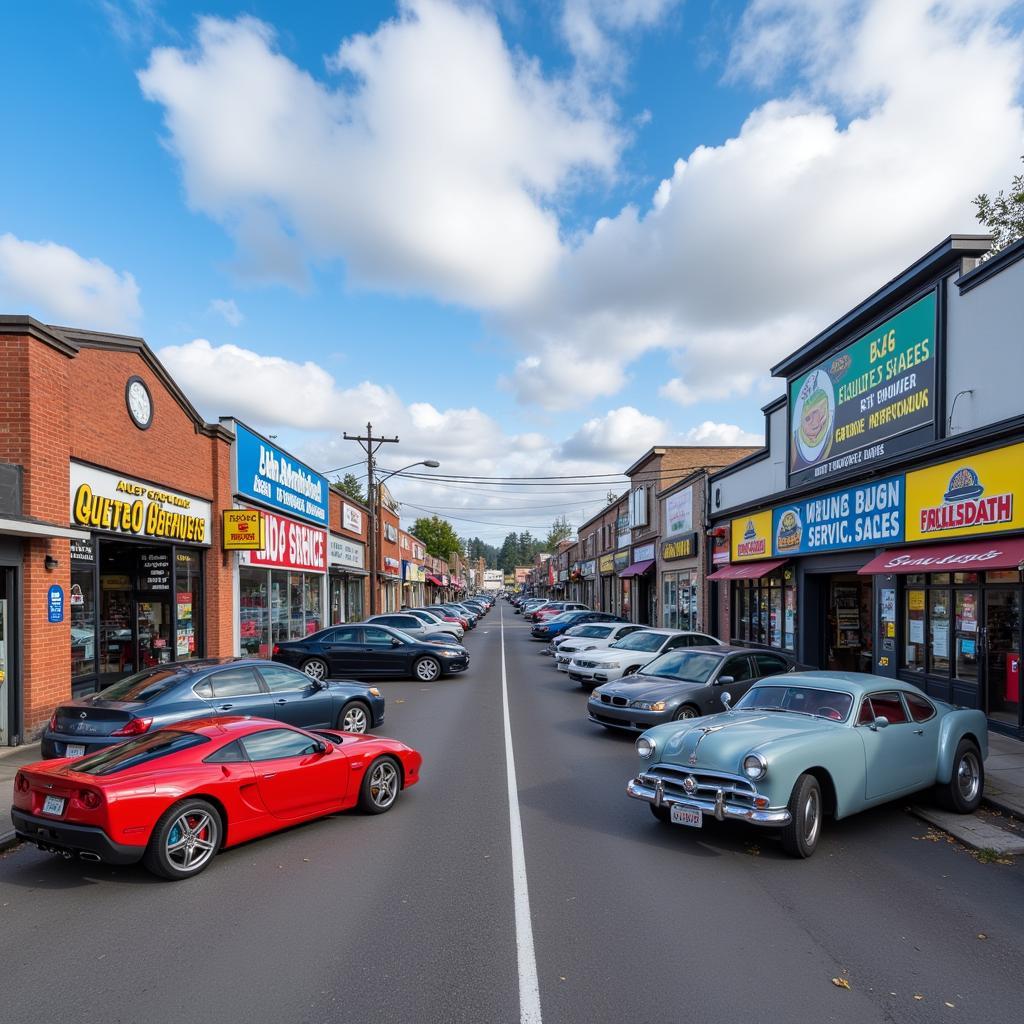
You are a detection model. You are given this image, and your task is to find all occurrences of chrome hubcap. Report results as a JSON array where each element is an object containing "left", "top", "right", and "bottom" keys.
[
  {"left": 304, "top": 660, "right": 326, "bottom": 681},
  {"left": 679, "top": 708, "right": 697, "bottom": 719},
  {"left": 369, "top": 762, "right": 398, "bottom": 808},
  {"left": 417, "top": 660, "right": 439, "bottom": 681},
  {"left": 343, "top": 707, "right": 368, "bottom": 733},
  {"left": 803, "top": 790, "right": 820, "bottom": 847},
  {"left": 957, "top": 751, "right": 981, "bottom": 802},
  {"left": 166, "top": 811, "right": 217, "bottom": 871}
]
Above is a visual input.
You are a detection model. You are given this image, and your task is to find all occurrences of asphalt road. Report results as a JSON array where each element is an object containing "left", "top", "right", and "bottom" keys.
[{"left": 1, "top": 606, "right": 1022, "bottom": 1024}]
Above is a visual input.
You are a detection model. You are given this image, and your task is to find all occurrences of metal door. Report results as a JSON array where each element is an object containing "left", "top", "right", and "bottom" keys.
[{"left": 0, "top": 578, "right": 8, "bottom": 744}]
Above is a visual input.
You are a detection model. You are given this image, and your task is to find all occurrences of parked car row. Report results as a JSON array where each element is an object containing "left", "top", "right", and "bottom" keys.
[{"left": 525, "top": 611, "right": 987, "bottom": 858}]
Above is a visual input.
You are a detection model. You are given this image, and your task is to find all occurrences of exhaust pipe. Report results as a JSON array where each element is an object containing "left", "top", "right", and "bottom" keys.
[{"left": 78, "top": 851, "right": 101, "bottom": 862}]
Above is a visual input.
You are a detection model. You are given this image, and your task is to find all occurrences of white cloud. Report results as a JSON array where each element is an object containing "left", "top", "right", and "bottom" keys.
[
  {"left": 138, "top": 3, "right": 620, "bottom": 305},
  {"left": 681, "top": 420, "right": 763, "bottom": 446},
  {"left": 208, "top": 298, "right": 243, "bottom": 326},
  {"left": 559, "top": 406, "right": 669, "bottom": 461},
  {"left": 0, "top": 233, "right": 141, "bottom": 332},
  {"left": 561, "top": 0, "right": 681, "bottom": 72}
]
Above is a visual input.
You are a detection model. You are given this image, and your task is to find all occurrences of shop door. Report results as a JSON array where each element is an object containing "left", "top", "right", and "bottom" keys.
[
  {"left": 982, "top": 589, "right": 1021, "bottom": 730},
  {"left": 0, "top": 571, "right": 10, "bottom": 744},
  {"left": 137, "top": 593, "right": 173, "bottom": 671}
]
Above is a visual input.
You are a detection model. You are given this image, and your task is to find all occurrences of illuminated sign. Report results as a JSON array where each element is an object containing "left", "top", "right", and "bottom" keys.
[{"left": 222, "top": 509, "right": 266, "bottom": 550}]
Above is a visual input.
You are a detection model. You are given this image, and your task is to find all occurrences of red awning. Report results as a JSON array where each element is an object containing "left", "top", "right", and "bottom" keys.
[
  {"left": 426, "top": 574, "right": 444, "bottom": 586},
  {"left": 618, "top": 559, "right": 655, "bottom": 578},
  {"left": 706, "top": 558, "right": 788, "bottom": 581},
  {"left": 858, "top": 536, "right": 1024, "bottom": 575}
]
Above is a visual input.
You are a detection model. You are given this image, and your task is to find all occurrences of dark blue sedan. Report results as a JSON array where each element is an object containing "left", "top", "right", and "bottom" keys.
[
  {"left": 530, "top": 611, "right": 626, "bottom": 641},
  {"left": 40, "top": 658, "right": 385, "bottom": 758}
]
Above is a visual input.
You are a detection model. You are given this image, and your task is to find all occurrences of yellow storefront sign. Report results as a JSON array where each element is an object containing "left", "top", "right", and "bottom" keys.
[
  {"left": 222, "top": 509, "right": 267, "bottom": 550},
  {"left": 906, "top": 442, "right": 1024, "bottom": 542},
  {"left": 599, "top": 554, "right": 615, "bottom": 574},
  {"left": 731, "top": 510, "right": 773, "bottom": 562}
]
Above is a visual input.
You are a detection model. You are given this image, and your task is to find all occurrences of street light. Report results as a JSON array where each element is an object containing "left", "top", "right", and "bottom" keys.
[{"left": 369, "top": 459, "right": 440, "bottom": 614}]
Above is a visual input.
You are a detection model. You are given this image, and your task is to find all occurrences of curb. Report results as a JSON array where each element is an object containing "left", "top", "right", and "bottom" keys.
[
  {"left": 0, "top": 829, "right": 19, "bottom": 854},
  {"left": 910, "top": 805, "right": 1024, "bottom": 856},
  {"left": 982, "top": 792, "right": 1024, "bottom": 821}
]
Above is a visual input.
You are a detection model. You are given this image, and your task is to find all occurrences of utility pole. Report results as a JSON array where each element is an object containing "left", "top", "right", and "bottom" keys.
[{"left": 343, "top": 422, "right": 398, "bottom": 616}]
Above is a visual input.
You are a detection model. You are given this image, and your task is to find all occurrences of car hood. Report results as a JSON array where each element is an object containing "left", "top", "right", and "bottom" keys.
[
  {"left": 598, "top": 676, "right": 705, "bottom": 702},
  {"left": 579, "top": 647, "right": 658, "bottom": 664},
  {"left": 643, "top": 712, "right": 839, "bottom": 771}
]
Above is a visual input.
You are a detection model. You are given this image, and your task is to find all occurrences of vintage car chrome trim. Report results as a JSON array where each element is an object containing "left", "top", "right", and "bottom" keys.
[{"left": 627, "top": 775, "right": 791, "bottom": 826}]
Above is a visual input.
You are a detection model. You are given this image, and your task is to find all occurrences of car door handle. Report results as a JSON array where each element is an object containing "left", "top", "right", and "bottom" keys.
[
  {"left": 218, "top": 704, "right": 234, "bottom": 711},
  {"left": 914, "top": 728, "right": 924, "bottom": 735},
  {"left": 262, "top": 772, "right": 277, "bottom": 779},
  {"left": 275, "top": 698, "right": 287, "bottom": 705}
]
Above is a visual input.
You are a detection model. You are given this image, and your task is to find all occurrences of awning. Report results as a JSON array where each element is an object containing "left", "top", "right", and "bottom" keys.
[
  {"left": 618, "top": 559, "right": 655, "bottom": 579},
  {"left": 0, "top": 516, "right": 91, "bottom": 542},
  {"left": 426, "top": 574, "right": 444, "bottom": 586},
  {"left": 858, "top": 536, "right": 1024, "bottom": 575},
  {"left": 707, "top": 558, "right": 788, "bottom": 581}
]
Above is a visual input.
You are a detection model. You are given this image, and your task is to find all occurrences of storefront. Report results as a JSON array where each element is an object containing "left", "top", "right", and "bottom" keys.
[
  {"left": 328, "top": 533, "right": 366, "bottom": 624},
  {"left": 402, "top": 560, "right": 426, "bottom": 608},
  {"left": 225, "top": 420, "right": 329, "bottom": 656},
  {"left": 619, "top": 543, "right": 656, "bottom": 624},
  {"left": 658, "top": 480, "right": 701, "bottom": 631},
  {"left": 599, "top": 554, "right": 616, "bottom": 613},
  {"left": 580, "top": 560, "right": 596, "bottom": 607}
]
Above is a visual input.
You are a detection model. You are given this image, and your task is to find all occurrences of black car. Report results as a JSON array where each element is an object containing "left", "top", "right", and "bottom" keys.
[
  {"left": 274, "top": 624, "right": 469, "bottom": 682},
  {"left": 41, "top": 658, "right": 385, "bottom": 758},
  {"left": 586, "top": 646, "right": 795, "bottom": 732}
]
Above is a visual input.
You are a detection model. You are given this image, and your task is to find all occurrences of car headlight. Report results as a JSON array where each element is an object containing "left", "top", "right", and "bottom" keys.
[
  {"left": 636, "top": 736, "right": 656, "bottom": 760},
  {"left": 602, "top": 661, "right": 620, "bottom": 669},
  {"left": 631, "top": 700, "right": 667, "bottom": 712},
  {"left": 440, "top": 649, "right": 460, "bottom": 657},
  {"left": 368, "top": 687, "right": 382, "bottom": 697},
  {"left": 590, "top": 689, "right": 602, "bottom": 701},
  {"left": 742, "top": 753, "right": 767, "bottom": 781}
]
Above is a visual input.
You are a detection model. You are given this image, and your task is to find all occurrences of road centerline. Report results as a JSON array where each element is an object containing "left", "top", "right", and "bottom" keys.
[{"left": 500, "top": 605, "right": 543, "bottom": 1024}]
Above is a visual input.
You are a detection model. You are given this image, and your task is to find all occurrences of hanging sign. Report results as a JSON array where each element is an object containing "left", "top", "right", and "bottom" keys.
[
  {"left": 47, "top": 585, "right": 64, "bottom": 623},
  {"left": 223, "top": 509, "right": 266, "bottom": 550}
]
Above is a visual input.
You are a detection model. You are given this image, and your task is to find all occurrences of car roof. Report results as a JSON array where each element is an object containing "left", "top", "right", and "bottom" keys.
[
  {"left": 752, "top": 670, "right": 911, "bottom": 699},
  {"left": 160, "top": 715, "right": 281, "bottom": 738}
]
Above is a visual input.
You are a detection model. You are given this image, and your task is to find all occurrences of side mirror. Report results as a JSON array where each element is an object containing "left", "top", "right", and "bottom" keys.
[
  {"left": 315, "top": 740, "right": 332, "bottom": 754},
  {"left": 717, "top": 675, "right": 735, "bottom": 685},
  {"left": 313, "top": 678, "right": 330, "bottom": 691},
  {"left": 391, "top": 637, "right": 402, "bottom": 647},
  {"left": 870, "top": 716, "right": 890, "bottom": 731},
  {"left": 721, "top": 691, "right": 733, "bottom": 710}
]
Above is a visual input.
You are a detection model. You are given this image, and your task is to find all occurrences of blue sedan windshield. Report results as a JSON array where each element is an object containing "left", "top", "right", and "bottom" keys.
[{"left": 736, "top": 685, "right": 853, "bottom": 721}]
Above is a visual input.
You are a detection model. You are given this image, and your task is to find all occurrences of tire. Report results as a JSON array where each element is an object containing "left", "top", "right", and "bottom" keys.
[
  {"left": 780, "top": 773, "right": 822, "bottom": 859},
  {"left": 302, "top": 657, "right": 329, "bottom": 682},
  {"left": 623, "top": 665, "right": 639, "bottom": 676},
  {"left": 338, "top": 701, "right": 371, "bottom": 734},
  {"left": 358, "top": 757, "right": 401, "bottom": 814},
  {"left": 650, "top": 803, "right": 670, "bottom": 823},
  {"left": 938, "top": 738, "right": 984, "bottom": 813},
  {"left": 413, "top": 656, "right": 441, "bottom": 682},
  {"left": 142, "top": 798, "right": 222, "bottom": 880},
  {"left": 674, "top": 705, "right": 699, "bottom": 721}
]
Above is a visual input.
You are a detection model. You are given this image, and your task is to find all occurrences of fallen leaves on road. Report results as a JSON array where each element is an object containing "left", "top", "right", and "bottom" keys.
[
  {"left": 945, "top": 1002, "right": 956, "bottom": 1008},
  {"left": 914, "top": 994, "right": 925, "bottom": 1001},
  {"left": 977, "top": 932, "right": 987, "bottom": 940},
  {"left": 831, "top": 978, "right": 851, "bottom": 990},
  {"left": 393, "top": 699, "right": 405, "bottom": 704}
]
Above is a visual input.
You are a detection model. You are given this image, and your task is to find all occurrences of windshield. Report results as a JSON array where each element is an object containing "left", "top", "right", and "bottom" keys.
[
  {"left": 73, "top": 731, "right": 209, "bottom": 775},
  {"left": 642, "top": 650, "right": 722, "bottom": 683},
  {"left": 736, "top": 685, "right": 854, "bottom": 721},
  {"left": 94, "top": 667, "right": 185, "bottom": 704},
  {"left": 611, "top": 632, "right": 667, "bottom": 653},
  {"left": 548, "top": 612, "right": 578, "bottom": 623},
  {"left": 387, "top": 628, "right": 421, "bottom": 645},
  {"left": 572, "top": 625, "right": 612, "bottom": 639}
]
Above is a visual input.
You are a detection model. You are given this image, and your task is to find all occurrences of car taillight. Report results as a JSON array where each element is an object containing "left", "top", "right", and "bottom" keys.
[
  {"left": 14, "top": 773, "right": 29, "bottom": 793},
  {"left": 111, "top": 717, "right": 153, "bottom": 737},
  {"left": 79, "top": 789, "right": 102, "bottom": 809},
  {"left": 272, "top": 644, "right": 280, "bottom": 656},
  {"left": 49, "top": 713, "right": 58, "bottom": 732}
]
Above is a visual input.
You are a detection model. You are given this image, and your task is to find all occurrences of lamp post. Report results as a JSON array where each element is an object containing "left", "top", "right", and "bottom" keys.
[{"left": 370, "top": 459, "right": 440, "bottom": 614}]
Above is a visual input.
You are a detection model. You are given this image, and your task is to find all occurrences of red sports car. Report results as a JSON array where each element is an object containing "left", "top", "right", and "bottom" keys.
[{"left": 11, "top": 717, "right": 421, "bottom": 880}]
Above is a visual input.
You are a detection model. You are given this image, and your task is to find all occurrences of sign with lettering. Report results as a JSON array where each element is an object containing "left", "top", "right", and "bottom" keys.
[
  {"left": 731, "top": 511, "right": 772, "bottom": 562},
  {"left": 665, "top": 486, "right": 693, "bottom": 537},
  {"left": 139, "top": 550, "right": 172, "bottom": 591},
  {"left": 788, "top": 293, "right": 936, "bottom": 486},
  {"left": 47, "top": 585, "right": 64, "bottom": 623},
  {"left": 232, "top": 421, "right": 328, "bottom": 526},
  {"left": 633, "top": 543, "right": 656, "bottom": 562},
  {"left": 613, "top": 550, "right": 631, "bottom": 571},
  {"left": 328, "top": 534, "right": 365, "bottom": 570},
  {"left": 661, "top": 533, "right": 698, "bottom": 561},
  {"left": 238, "top": 508, "right": 327, "bottom": 572},
  {"left": 905, "top": 442, "right": 1024, "bottom": 542},
  {"left": 599, "top": 554, "right": 615, "bottom": 574},
  {"left": 342, "top": 502, "right": 363, "bottom": 535},
  {"left": 772, "top": 476, "right": 905, "bottom": 555},
  {"left": 222, "top": 509, "right": 266, "bottom": 550},
  {"left": 70, "top": 462, "right": 211, "bottom": 546}
]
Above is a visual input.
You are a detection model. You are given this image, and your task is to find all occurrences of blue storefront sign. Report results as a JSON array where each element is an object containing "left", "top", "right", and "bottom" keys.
[
  {"left": 232, "top": 421, "right": 328, "bottom": 526},
  {"left": 772, "top": 475, "right": 905, "bottom": 556},
  {"left": 47, "top": 585, "right": 64, "bottom": 623}
]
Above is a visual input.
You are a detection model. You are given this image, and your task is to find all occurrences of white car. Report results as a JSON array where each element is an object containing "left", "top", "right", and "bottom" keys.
[
  {"left": 403, "top": 608, "right": 465, "bottom": 642},
  {"left": 553, "top": 623, "right": 646, "bottom": 671},
  {"left": 364, "top": 613, "right": 454, "bottom": 643},
  {"left": 567, "top": 629, "right": 721, "bottom": 687}
]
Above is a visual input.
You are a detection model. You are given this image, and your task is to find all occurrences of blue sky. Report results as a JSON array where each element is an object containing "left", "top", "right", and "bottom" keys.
[{"left": 2, "top": 1, "right": 1023, "bottom": 542}]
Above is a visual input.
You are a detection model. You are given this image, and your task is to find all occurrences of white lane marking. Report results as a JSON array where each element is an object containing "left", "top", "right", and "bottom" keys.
[{"left": 500, "top": 605, "right": 543, "bottom": 1024}]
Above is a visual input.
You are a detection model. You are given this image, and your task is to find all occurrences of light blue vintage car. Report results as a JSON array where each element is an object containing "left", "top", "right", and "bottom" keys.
[{"left": 626, "top": 672, "right": 988, "bottom": 858}]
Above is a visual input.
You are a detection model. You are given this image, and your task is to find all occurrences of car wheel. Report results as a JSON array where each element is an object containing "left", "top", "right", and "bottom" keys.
[
  {"left": 674, "top": 705, "right": 699, "bottom": 721},
  {"left": 649, "top": 803, "right": 670, "bottom": 823},
  {"left": 358, "top": 757, "right": 401, "bottom": 814},
  {"left": 780, "top": 773, "right": 822, "bottom": 859},
  {"left": 142, "top": 798, "right": 222, "bottom": 880},
  {"left": 939, "top": 738, "right": 984, "bottom": 813},
  {"left": 302, "top": 657, "right": 329, "bottom": 681},
  {"left": 338, "top": 701, "right": 371, "bottom": 734},
  {"left": 623, "top": 665, "right": 639, "bottom": 676},
  {"left": 414, "top": 656, "right": 441, "bottom": 682}
]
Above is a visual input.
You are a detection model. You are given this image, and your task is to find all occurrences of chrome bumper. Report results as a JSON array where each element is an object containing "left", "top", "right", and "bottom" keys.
[{"left": 626, "top": 776, "right": 791, "bottom": 826}]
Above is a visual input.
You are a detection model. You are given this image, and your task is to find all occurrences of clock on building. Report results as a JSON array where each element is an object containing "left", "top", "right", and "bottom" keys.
[{"left": 125, "top": 375, "right": 153, "bottom": 430}]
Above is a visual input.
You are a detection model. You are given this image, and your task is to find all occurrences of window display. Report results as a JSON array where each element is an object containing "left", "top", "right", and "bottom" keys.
[{"left": 732, "top": 569, "right": 796, "bottom": 652}]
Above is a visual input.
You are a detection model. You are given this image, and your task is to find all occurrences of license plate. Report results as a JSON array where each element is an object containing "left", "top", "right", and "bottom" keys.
[
  {"left": 670, "top": 804, "right": 702, "bottom": 828},
  {"left": 42, "top": 796, "right": 66, "bottom": 816},
  {"left": 65, "top": 744, "right": 86, "bottom": 758}
]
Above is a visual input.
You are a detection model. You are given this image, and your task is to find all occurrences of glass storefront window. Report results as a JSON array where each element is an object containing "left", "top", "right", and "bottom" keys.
[
  {"left": 663, "top": 575, "right": 677, "bottom": 630},
  {"left": 175, "top": 550, "right": 201, "bottom": 661},
  {"left": 70, "top": 568, "right": 96, "bottom": 679},
  {"left": 732, "top": 572, "right": 796, "bottom": 652},
  {"left": 905, "top": 589, "right": 926, "bottom": 671},
  {"left": 929, "top": 589, "right": 951, "bottom": 674},
  {"left": 304, "top": 574, "right": 322, "bottom": 634},
  {"left": 346, "top": 578, "right": 364, "bottom": 621},
  {"left": 240, "top": 566, "right": 269, "bottom": 657},
  {"left": 770, "top": 586, "right": 783, "bottom": 647},
  {"left": 954, "top": 590, "right": 979, "bottom": 682}
]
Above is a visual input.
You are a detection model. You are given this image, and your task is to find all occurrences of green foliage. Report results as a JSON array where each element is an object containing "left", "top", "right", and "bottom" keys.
[
  {"left": 464, "top": 536, "right": 499, "bottom": 567},
  {"left": 973, "top": 156, "right": 1024, "bottom": 254},
  {"left": 411, "top": 516, "right": 464, "bottom": 561},
  {"left": 332, "top": 473, "right": 366, "bottom": 504},
  {"left": 544, "top": 515, "right": 573, "bottom": 551}
]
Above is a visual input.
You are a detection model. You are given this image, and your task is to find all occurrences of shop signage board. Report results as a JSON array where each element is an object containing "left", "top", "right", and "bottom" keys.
[
  {"left": 140, "top": 550, "right": 172, "bottom": 591},
  {"left": 70, "top": 537, "right": 95, "bottom": 563},
  {"left": 665, "top": 486, "right": 693, "bottom": 536},
  {"left": 70, "top": 462, "right": 212, "bottom": 546},
  {"left": 711, "top": 525, "right": 730, "bottom": 565},
  {"left": 232, "top": 421, "right": 328, "bottom": 527},
  {"left": 238, "top": 508, "right": 327, "bottom": 572},
  {"left": 771, "top": 475, "right": 905, "bottom": 556},
  {"left": 613, "top": 550, "right": 631, "bottom": 571},
  {"left": 633, "top": 543, "right": 656, "bottom": 562},
  {"left": 581, "top": 559, "right": 597, "bottom": 578},
  {"left": 47, "top": 585, "right": 64, "bottom": 623},
  {"left": 661, "top": 533, "right": 698, "bottom": 561},
  {"left": 342, "top": 502, "right": 363, "bottom": 534},
  {"left": 905, "top": 442, "right": 1024, "bottom": 542},
  {"left": 599, "top": 554, "right": 615, "bottom": 574},
  {"left": 731, "top": 510, "right": 772, "bottom": 562},
  {"left": 328, "top": 534, "right": 365, "bottom": 570},
  {"left": 788, "top": 293, "right": 936, "bottom": 487},
  {"left": 222, "top": 509, "right": 266, "bottom": 550}
]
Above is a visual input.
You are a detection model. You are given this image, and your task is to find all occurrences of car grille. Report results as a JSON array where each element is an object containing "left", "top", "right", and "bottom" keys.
[
  {"left": 600, "top": 694, "right": 628, "bottom": 706},
  {"left": 640, "top": 765, "right": 757, "bottom": 809},
  {"left": 575, "top": 659, "right": 599, "bottom": 668}
]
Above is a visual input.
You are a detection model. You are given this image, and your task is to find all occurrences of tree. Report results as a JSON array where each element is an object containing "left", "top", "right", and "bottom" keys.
[
  {"left": 544, "top": 515, "right": 573, "bottom": 551},
  {"left": 332, "top": 473, "right": 365, "bottom": 504},
  {"left": 973, "top": 156, "right": 1024, "bottom": 254},
  {"left": 498, "top": 532, "right": 521, "bottom": 573},
  {"left": 411, "top": 516, "right": 464, "bottom": 562}
]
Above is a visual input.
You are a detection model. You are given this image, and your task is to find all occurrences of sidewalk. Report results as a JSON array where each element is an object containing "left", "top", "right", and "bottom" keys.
[{"left": 0, "top": 742, "right": 42, "bottom": 851}]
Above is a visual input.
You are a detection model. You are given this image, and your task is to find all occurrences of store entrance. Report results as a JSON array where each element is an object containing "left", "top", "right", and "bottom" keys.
[
  {"left": 811, "top": 572, "right": 873, "bottom": 673},
  {"left": 98, "top": 541, "right": 173, "bottom": 687},
  {"left": 0, "top": 568, "right": 12, "bottom": 744},
  {"left": 983, "top": 588, "right": 1021, "bottom": 730}
]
